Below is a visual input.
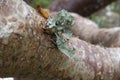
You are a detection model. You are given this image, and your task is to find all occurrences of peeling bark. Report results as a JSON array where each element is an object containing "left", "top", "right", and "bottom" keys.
[
  {"left": 0, "top": 0, "right": 120, "bottom": 80},
  {"left": 49, "top": 0, "right": 117, "bottom": 17}
]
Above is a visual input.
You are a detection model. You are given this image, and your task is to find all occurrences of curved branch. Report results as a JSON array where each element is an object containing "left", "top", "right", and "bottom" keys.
[
  {"left": 0, "top": 0, "right": 120, "bottom": 80},
  {"left": 51, "top": 12, "right": 120, "bottom": 47},
  {"left": 49, "top": 0, "right": 117, "bottom": 16}
]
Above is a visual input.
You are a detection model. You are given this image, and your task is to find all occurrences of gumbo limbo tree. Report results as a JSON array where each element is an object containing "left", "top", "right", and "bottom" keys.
[{"left": 0, "top": 0, "right": 120, "bottom": 80}]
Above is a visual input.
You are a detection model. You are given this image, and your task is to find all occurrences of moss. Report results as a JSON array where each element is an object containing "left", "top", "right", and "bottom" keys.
[
  {"left": 47, "top": 10, "right": 74, "bottom": 35},
  {"left": 47, "top": 10, "right": 75, "bottom": 58}
]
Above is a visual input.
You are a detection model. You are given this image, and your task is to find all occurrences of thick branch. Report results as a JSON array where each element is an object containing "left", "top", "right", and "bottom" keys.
[
  {"left": 51, "top": 12, "right": 120, "bottom": 47},
  {"left": 70, "top": 13, "right": 120, "bottom": 47},
  {"left": 0, "top": 0, "right": 120, "bottom": 80},
  {"left": 49, "top": 0, "right": 117, "bottom": 16}
]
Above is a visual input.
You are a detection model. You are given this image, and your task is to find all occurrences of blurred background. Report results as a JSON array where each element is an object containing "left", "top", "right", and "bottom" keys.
[{"left": 28, "top": 0, "right": 120, "bottom": 28}]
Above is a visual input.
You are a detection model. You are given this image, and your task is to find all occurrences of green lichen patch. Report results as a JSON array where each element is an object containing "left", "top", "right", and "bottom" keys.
[{"left": 47, "top": 10, "right": 75, "bottom": 58}]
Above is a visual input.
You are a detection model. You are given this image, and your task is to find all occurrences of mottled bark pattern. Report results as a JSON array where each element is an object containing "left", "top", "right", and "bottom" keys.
[{"left": 0, "top": 0, "right": 120, "bottom": 80}]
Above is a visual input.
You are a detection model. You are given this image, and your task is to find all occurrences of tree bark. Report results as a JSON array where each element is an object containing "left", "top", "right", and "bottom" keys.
[
  {"left": 0, "top": 0, "right": 120, "bottom": 80},
  {"left": 49, "top": 0, "right": 117, "bottom": 17},
  {"left": 51, "top": 12, "right": 120, "bottom": 47},
  {"left": 70, "top": 13, "right": 120, "bottom": 47}
]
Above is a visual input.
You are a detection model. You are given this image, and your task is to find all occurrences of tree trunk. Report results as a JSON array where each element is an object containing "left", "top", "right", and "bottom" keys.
[
  {"left": 0, "top": 0, "right": 120, "bottom": 80},
  {"left": 49, "top": 0, "right": 117, "bottom": 17}
]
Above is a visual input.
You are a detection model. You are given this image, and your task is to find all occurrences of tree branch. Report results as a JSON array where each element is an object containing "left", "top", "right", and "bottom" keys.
[
  {"left": 49, "top": 0, "right": 117, "bottom": 16},
  {"left": 51, "top": 12, "right": 120, "bottom": 47},
  {"left": 0, "top": 0, "right": 120, "bottom": 80},
  {"left": 70, "top": 13, "right": 120, "bottom": 47}
]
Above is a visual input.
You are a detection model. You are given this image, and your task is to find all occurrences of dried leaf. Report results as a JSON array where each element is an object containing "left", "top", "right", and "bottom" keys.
[{"left": 36, "top": 5, "right": 51, "bottom": 19}]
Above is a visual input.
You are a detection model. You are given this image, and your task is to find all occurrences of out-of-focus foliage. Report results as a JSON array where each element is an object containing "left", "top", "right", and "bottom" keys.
[
  {"left": 91, "top": 1, "right": 120, "bottom": 28},
  {"left": 90, "top": 16, "right": 105, "bottom": 28},
  {"left": 30, "top": 0, "right": 54, "bottom": 8},
  {"left": 110, "top": 2, "right": 120, "bottom": 13}
]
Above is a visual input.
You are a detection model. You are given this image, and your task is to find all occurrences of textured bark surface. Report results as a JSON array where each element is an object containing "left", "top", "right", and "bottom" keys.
[
  {"left": 49, "top": 0, "right": 117, "bottom": 16},
  {"left": 51, "top": 12, "right": 120, "bottom": 47},
  {"left": 0, "top": 0, "right": 120, "bottom": 80},
  {"left": 70, "top": 13, "right": 120, "bottom": 47}
]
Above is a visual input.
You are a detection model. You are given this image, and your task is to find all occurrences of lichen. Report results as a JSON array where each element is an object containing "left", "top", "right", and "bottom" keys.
[{"left": 47, "top": 10, "right": 75, "bottom": 58}]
